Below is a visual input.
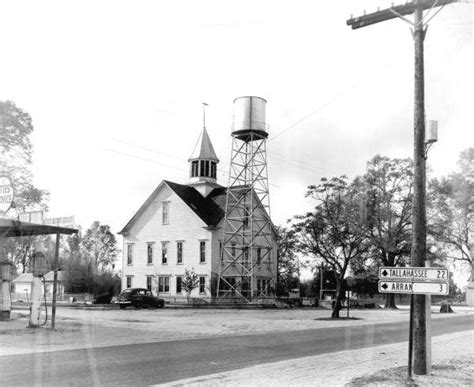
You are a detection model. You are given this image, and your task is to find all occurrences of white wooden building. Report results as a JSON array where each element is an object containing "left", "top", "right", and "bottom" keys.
[
  {"left": 12, "top": 270, "right": 65, "bottom": 302},
  {"left": 119, "top": 127, "right": 278, "bottom": 299}
]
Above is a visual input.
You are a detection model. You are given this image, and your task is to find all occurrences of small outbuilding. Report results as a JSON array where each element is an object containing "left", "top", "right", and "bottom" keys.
[{"left": 12, "top": 270, "right": 66, "bottom": 302}]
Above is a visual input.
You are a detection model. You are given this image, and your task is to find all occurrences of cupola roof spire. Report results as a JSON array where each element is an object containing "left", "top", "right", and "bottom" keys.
[{"left": 188, "top": 104, "right": 219, "bottom": 162}]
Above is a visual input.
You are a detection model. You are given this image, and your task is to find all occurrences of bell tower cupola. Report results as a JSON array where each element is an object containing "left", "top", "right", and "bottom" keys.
[{"left": 188, "top": 104, "right": 220, "bottom": 197}]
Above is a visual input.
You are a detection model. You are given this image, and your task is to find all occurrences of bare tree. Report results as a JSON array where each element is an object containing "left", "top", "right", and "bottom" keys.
[{"left": 182, "top": 267, "right": 200, "bottom": 301}]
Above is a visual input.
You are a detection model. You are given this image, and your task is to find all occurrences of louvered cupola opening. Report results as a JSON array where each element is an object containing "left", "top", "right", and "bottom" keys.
[{"left": 190, "top": 160, "right": 217, "bottom": 179}]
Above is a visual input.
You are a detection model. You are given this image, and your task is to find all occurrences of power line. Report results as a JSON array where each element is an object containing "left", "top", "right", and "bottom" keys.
[
  {"left": 269, "top": 90, "right": 354, "bottom": 143},
  {"left": 101, "top": 147, "right": 184, "bottom": 171},
  {"left": 112, "top": 138, "right": 184, "bottom": 162}
]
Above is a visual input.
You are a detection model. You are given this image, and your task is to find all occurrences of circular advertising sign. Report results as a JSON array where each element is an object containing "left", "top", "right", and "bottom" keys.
[{"left": 0, "top": 176, "right": 13, "bottom": 214}]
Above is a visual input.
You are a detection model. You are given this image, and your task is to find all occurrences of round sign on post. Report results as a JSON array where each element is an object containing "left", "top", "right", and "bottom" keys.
[{"left": 0, "top": 176, "right": 13, "bottom": 214}]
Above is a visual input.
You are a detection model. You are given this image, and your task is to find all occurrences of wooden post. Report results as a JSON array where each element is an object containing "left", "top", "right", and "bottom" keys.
[
  {"left": 346, "top": 0, "right": 458, "bottom": 376},
  {"left": 411, "top": 0, "right": 427, "bottom": 375},
  {"left": 408, "top": 295, "right": 414, "bottom": 379},
  {"left": 51, "top": 233, "right": 60, "bottom": 330},
  {"left": 425, "top": 262, "right": 432, "bottom": 373},
  {"left": 319, "top": 265, "right": 323, "bottom": 301}
]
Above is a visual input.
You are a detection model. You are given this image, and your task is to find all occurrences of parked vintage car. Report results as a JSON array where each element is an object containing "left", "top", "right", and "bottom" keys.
[{"left": 116, "top": 288, "right": 165, "bottom": 309}]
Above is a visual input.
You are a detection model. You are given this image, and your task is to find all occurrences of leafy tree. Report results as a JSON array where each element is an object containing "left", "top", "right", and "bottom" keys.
[
  {"left": 354, "top": 155, "right": 413, "bottom": 308},
  {"left": 0, "top": 100, "right": 33, "bottom": 163},
  {"left": 62, "top": 228, "right": 120, "bottom": 299},
  {"left": 276, "top": 226, "right": 300, "bottom": 296},
  {"left": 346, "top": 249, "right": 379, "bottom": 298},
  {"left": 428, "top": 148, "right": 473, "bottom": 276},
  {"left": 0, "top": 100, "right": 49, "bottom": 214},
  {"left": 182, "top": 267, "right": 199, "bottom": 300},
  {"left": 82, "top": 221, "right": 119, "bottom": 273},
  {"left": 293, "top": 176, "right": 369, "bottom": 318},
  {"left": 0, "top": 101, "right": 49, "bottom": 272}
]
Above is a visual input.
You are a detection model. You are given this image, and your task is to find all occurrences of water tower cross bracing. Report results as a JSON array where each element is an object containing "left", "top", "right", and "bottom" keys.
[{"left": 217, "top": 96, "right": 274, "bottom": 302}]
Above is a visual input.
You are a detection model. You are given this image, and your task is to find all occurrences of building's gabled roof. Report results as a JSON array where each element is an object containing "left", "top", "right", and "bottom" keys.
[
  {"left": 188, "top": 127, "right": 219, "bottom": 162},
  {"left": 164, "top": 181, "right": 226, "bottom": 227},
  {"left": 12, "top": 272, "right": 33, "bottom": 283},
  {"left": 119, "top": 180, "right": 228, "bottom": 235},
  {"left": 119, "top": 180, "right": 277, "bottom": 236},
  {"left": 13, "top": 271, "right": 64, "bottom": 283}
]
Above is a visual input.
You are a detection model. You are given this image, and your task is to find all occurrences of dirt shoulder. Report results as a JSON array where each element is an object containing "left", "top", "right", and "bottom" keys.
[{"left": 165, "top": 330, "right": 474, "bottom": 386}]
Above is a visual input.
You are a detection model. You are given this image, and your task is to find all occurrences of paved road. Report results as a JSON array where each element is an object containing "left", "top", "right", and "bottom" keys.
[{"left": 1, "top": 314, "right": 472, "bottom": 386}]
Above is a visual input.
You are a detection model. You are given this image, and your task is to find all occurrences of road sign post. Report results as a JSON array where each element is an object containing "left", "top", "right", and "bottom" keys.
[{"left": 378, "top": 266, "right": 449, "bottom": 379}]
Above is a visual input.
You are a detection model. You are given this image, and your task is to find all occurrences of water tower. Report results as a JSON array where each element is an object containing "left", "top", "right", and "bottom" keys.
[{"left": 217, "top": 96, "right": 275, "bottom": 302}]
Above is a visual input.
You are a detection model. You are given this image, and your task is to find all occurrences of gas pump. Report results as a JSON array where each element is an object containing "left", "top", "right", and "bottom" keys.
[
  {"left": 28, "top": 244, "right": 50, "bottom": 327},
  {"left": 0, "top": 260, "right": 13, "bottom": 321}
]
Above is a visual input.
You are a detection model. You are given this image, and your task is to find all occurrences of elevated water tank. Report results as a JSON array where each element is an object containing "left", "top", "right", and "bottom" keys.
[{"left": 232, "top": 96, "right": 268, "bottom": 141}]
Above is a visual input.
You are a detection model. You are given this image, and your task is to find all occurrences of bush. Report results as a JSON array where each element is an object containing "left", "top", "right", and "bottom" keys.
[{"left": 94, "top": 294, "right": 113, "bottom": 304}]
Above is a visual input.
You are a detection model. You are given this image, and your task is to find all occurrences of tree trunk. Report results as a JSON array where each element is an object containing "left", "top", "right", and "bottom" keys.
[
  {"left": 331, "top": 279, "right": 343, "bottom": 318},
  {"left": 384, "top": 293, "right": 398, "bottom": 309},
  {"left": 383, "top": 252, "right": 398, "bottom": 309}
]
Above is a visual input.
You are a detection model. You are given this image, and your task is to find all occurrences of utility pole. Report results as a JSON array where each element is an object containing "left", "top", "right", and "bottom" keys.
[
  {"left": 347, "top": 0, "right": 457, "bottom": 376},
  {"left": 51, "top": 232, "right": 60, "bottom": 330}
]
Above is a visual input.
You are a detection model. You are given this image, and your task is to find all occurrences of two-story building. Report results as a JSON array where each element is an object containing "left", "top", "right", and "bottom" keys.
[{"left": 119, "top": 127, "right": 277, "bottom": 300}]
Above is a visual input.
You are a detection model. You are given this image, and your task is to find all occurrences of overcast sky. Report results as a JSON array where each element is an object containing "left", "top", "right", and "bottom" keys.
[{"left": 1, "top": 0, "right": 472, "bottom": 238}]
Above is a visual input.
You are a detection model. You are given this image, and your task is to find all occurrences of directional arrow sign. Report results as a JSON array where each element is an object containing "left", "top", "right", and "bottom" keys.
[
  {"left": 378, "top": 266, "right": 448, "bottom": 282},
  {"left": 378, "top": 281, "right": 449, "bottom": 295}
]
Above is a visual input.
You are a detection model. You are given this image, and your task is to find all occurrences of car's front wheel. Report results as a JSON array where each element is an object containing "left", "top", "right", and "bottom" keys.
[{"left": 119, "top": 305, "right": 127, "bottom": 310}]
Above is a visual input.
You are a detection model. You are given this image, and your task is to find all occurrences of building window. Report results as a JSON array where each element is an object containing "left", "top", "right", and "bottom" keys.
[
  {"left": 127, "top": 244, "right": 134, "bottom": 265},
  {"left": 162, "top": 201, "right": 169, "bottom": 225},
  {"left": 176, "top": 276, "right": 182, "bottom": 294},
  {"left": 162, "top": 242, "right": 169, "bottom": 264},
  {"left": 243, "top": 205, "right": 250, "bottom": 228},
  {"left": 158, "top": 276, "right": 170, "bottom": 293},
  {"left": 199, "top": 276, "right": 206, "bottom": 294},
  {"left": 210, "top": 162, "right": 216, "bottom": 179},
  {"left": 200, "top": 241, "right": 206, "bottom": 263},
  {"left": 146, "top": 276, "right": 153, "bottom": 291},
  {"left": 243, "top": 246, "right": 249, "bottom": 262},
  {"left": 231, "top": 242, "right": 236, "bottom": 259},
  {"left": 126, "top": 276, "right": 132, "bottom": 288},
  {"left": 147, "top": 242, "right": 154, "bottom": 264},
  {"left": 242, "top": 277, "right": 251, "bottom": 296},
  {"left": 177, "top": 241, "right": 183, "bottom": 264},
  {"left": 219, "top": 241, "right": 223, "bottom": 261},
  {"left": 191, "top": 160, "right": 199, "bottom": 177},
  {"left": 257, "top": 248, "right": 262, "bottom": 264},
  {"left": 257, "top": 279, "right": 269, "bottom": 295}
]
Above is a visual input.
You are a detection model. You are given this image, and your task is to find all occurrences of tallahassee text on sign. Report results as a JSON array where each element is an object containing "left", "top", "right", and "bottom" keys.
[{"left": 378, "top": 266, "right": 448, "bottom": 281}]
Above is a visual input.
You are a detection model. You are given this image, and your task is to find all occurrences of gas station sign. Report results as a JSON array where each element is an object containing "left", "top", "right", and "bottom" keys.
[{"left": 0, "top": 176, "right": 13, "bottom": 214}]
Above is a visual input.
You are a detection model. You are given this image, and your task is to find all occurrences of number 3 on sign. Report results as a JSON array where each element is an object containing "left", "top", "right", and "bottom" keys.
[{"left": 440, "top": 284, "right": 443, "bottom": 292}]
